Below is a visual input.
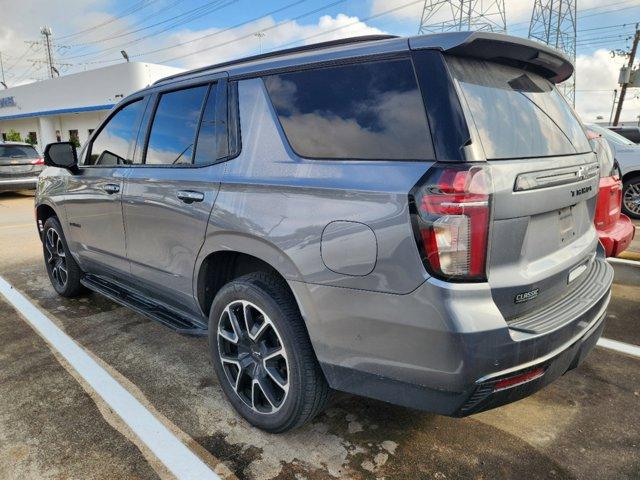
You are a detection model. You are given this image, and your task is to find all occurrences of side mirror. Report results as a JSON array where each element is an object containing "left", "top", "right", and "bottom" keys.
[{"left": 44, "top": 142, "right": 78, "bottom": 169}]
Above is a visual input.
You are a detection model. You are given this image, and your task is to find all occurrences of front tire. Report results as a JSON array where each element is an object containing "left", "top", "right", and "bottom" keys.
[
  {"left": 209, "top": 272, "right": 329, "bottom": 432},
  {"left": 43, "top": 217, "right": 84, "bottom": 297},
  {"left": 622, "top": 175, "right": 640, "bottom": 219}
]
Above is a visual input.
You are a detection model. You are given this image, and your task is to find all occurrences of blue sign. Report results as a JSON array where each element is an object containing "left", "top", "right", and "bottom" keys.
[{"left": 0, "top": 96, "right": 16, "bottom": 108}]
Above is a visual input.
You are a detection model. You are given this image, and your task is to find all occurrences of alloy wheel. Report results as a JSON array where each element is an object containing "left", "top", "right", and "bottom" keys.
[
  {"left": 623, "top": 181, "right": 640, "bottom": 216},
  {"left": 217, "top": 300, "right": 289, "bottom": 414},
  {"left": 45, "top": 228, "right": 68, "bottom": 288}
]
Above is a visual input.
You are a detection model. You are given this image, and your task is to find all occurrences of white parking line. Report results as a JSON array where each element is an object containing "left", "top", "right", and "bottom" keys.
[
  {"left": 597, "top": 337, "right": 640, "bottom": 358},
  {"left": 607, "top": 257, "right": 640, "bottom": 267},
  {"left": 0, "top": 276, "right": 220, "bottom": 480}
]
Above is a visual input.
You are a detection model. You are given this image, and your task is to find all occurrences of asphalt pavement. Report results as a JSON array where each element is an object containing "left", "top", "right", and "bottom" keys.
[{"left": 1, "top": 191, "right": 638, "bottom": 480}]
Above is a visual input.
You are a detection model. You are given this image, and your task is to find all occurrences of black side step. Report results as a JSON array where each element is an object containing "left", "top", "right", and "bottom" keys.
[{"left": 81, "top": 274, "right": 207, "bottom": 336}]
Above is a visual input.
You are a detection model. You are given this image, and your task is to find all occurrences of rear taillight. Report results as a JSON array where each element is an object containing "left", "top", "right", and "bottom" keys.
[
  {"left": 31, "top": 157, "right": 44, "bottom": 165},
  {"left": 410, "top": 163, "right": 492, "bottom": 281}
]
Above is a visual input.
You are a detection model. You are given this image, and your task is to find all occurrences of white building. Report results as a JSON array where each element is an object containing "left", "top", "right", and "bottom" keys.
[{"left": 0, "top": 62, "right": 183, "bottom": 150}]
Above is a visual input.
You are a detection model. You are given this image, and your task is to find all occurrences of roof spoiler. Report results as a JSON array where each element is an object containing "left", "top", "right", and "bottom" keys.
[{"left": 409, "top": 31, "right": 573, "bottom": 84}]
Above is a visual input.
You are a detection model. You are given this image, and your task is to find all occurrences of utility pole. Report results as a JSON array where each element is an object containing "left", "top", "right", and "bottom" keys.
[
  {"left": 41, "top": 26, "right": 55, "bottom": 79},
  {"left": 0, "top": 52, "right": 7, "bottom": 89},
  {"left": 26, "top": 26, "right": 71, "bottom": 80},
  {"left": 613, "top": 25, "right": 640, "bottom": 126},
  {"left": 254, "top": 32, "right": 266, "bottom": 54},
  {"left": 609, "top": 89, "right": 618, "bottom": 124}
]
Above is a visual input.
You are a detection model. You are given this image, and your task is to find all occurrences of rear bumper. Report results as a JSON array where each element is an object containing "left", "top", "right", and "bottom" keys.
[
  {"left": 0, "top": 176, "right": 38, "bottom": 192},
  {"left": 455, "top": 299, "right": 607, "bottom": 415},
  {"left": 291, "top": 258, "right": 613, "bottom": 415},
  {"left": 598, "top": 214, "right": 635, "bottom": 257}
]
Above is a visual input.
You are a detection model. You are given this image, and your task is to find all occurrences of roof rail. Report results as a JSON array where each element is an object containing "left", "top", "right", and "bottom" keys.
[{"left": 153, "top": 34, "right": 399, "bottom": 85}]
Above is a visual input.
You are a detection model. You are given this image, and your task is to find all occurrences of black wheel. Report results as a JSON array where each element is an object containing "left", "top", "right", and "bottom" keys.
[
  {"left": 43, "top": 217, "right": 84, "bottom": 297},
  {"left": 209, "top": 272, "right": 329, "bottom": 432},
  {"left": 622, "top": 175, "right": 640, "bottom": 219}
]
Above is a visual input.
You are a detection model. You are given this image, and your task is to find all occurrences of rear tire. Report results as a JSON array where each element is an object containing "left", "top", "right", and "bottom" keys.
[
  {"left": 622, "top": 175, "right": 640, "bottom": 219},
  {"left": 43, "top": 217, "right": 84, "bottom": 297},
  {"left": 208, "top": 272, "right": 329, "bottom": 432}
]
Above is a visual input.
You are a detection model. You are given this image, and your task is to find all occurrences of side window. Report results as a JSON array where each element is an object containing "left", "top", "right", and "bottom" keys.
[
  {"left": 263, "top": 59, "right": 434, "bottom": 160},
  {"left": 193, "top": 83, "right": 229, "bottom": 164},
  {"left": 86, "top": 99, "right": 144, "bottom": 166},
  {"left": 145, "top": 85, "right": 208, "bottom": 165}
]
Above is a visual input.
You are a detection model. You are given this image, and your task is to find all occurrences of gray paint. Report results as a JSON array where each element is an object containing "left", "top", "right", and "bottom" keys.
[{"left": 321, "top": 221, "right": 377, "bottom": 276}]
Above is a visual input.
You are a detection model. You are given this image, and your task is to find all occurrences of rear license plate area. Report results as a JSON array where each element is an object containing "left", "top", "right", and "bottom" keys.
[{"left": 558, "top": 206, "right": 576, "bottom": 244}]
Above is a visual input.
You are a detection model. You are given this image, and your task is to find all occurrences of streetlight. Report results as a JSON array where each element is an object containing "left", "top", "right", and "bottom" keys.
[{"left": 121, "top": 50, "right": 130, "bottom": 62}]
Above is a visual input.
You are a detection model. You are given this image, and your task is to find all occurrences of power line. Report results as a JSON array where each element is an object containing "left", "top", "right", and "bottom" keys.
[
  {"left": 55, "top": 0, "right": 158, "bottom": 41},
  {"left": 107, "top": 0, "right": 314, "bottom": 62},
  {"left": 68, "top": 0, "right": 233, "bottom": 48},
  {"left": 579, "top": 21, "right": 640, "bottom": 33},
  {"left": 63, "top": 0, "right": 237, "bottom": 61}
]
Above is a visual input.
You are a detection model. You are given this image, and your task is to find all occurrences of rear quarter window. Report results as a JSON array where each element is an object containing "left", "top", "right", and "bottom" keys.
[
  {"left": 0, "top": 145, "right": 38, "bottom": 158},
  {"left": 263, "top": 59, "right": 434, "bottom": 160},
  {"left": 447, "top": 56, "right": 591, "bottom": 160}
]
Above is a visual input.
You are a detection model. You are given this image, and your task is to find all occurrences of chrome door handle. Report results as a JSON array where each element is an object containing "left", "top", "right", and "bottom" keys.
[
  {"left": 102, "top": 183, "right": 120, "bottom": 194},
  {"left": 176, "top": 190, "right": 204, "bottom": 203}
]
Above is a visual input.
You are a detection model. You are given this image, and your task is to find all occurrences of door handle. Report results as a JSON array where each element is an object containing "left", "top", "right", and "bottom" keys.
[
  {"left": 176, "top": 190, "right": 205, "bottom": 204},
  {"left": 102, "top": 183, "right": 120, "bottom": 194}
]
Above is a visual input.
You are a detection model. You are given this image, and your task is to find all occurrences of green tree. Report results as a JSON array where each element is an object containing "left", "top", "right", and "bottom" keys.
[{"left": 5, "top": 129, "right": 22, "bottom": 142}]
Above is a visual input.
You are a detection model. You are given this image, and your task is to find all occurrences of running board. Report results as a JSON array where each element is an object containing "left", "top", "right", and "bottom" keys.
[{"left": 81, "top": 274, "right": 207, "bottom": 336}]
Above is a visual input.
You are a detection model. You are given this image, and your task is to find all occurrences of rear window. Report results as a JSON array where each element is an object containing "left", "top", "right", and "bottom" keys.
[
  {"left": 0, "top": 145, "right": 38, "bottom": 158},
  {"left": 447, "top": 56, "right": 591, "bottom": 159},
  {"left": 263, "top": 59, "right": 434, "bottom": 160}
]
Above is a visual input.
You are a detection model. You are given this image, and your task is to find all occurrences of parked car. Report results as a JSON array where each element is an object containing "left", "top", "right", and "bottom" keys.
[
  {"left": 0, "top": 142, "right": 44, "bottom": 192},
  {"left": 588, "top": 124, "right": 640, "bottom": 219},
  {"left": 586, "top": 126, "right": 635, "bottom": 256},
  {"left": 607, "top": 125, "right": 640, "bottom": 144},
  {"left": 35, "top": 32, "right": 613, "bottom": 432}
]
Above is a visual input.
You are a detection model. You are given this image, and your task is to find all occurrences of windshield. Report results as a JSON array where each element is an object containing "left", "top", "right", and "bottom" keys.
[
  {"left": 447, "top": 56, "right": 591, "bottom": 160},
  {"left": 0, "top": 145, "right": 39, "bottom": 158},
  {"left": 587, "top": 124, "right": 636, "bottom": 146}
]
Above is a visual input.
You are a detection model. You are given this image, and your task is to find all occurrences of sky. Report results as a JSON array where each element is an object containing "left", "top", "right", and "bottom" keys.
[{"left": 1, "top": 0, "right": 640, "bottom": 123}]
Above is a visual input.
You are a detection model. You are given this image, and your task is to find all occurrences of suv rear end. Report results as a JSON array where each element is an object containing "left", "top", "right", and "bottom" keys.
[
  {"left": 290, "top": 33, "right": 612, "bottom": 417},
  {"left": 586, "top": 125, "right": 635, "bottom": 257},
  {"left": 0, "top": 142, "right": 44, "bottom": 192}
]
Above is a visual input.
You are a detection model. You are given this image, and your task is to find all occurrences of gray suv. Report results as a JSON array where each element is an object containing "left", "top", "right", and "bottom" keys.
[{"left": 36, "top": 32, "right": 613, "bottom": 432}]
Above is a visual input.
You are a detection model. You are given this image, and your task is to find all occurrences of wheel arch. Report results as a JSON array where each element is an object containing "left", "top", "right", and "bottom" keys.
[
  {"left": 194, "top": 232, "right": 305, "bottom": 319},
  {"left": 622, "top": 169, "right": 640, "bottom": 183},
  {"left": 35, "top": 202, "right": 62, "bottom": 241}
]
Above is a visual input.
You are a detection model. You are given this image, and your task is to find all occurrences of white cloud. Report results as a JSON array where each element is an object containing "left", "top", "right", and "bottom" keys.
[
  {"left": 154, "top": 14, "right": 387, "bottom": 69},
  {"left": 574, "top": 49, "right": 639, "bottom": 123}
]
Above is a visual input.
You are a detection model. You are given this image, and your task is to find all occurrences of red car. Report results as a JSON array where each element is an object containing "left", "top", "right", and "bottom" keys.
[{"left": 587, "top": 128, "right": 635, "bottom": 257}]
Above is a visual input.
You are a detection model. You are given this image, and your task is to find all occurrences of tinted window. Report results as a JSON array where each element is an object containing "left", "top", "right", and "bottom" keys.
[
  {"left": 622, "top": 129, "right": 640, "bottom": 143},
  {"left": 263, "top": 59, "right": 434, "bottom": 160},
  {"left": 447, "top": 56, "right": 591, "bottom": 159},
  {"left": 590, "top": 124, "right": 635, "bottom": 146},
  {"left": 193, "top": 83, "right": 228, "bottom": 164},
  {"left": 87, "top": 100, "right": 144, "bottom": 166},
  {"left": 145, "top": 85, "right": 208, "bottom": 165},
  {"left": 0, "top": 145, "right": 38, "bottom": 158}
]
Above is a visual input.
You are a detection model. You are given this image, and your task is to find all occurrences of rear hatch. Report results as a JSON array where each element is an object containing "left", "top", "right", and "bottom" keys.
[
  {"left": 446, "top": 55, "right": 602, "bottom": 322},
  {"left": 0, "top": 144, "right": 43, "bottom": 178}
]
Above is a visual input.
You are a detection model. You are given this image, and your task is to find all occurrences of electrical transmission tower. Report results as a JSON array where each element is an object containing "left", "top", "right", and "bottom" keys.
[
  {"left": 528, "top": 0, "right": 577, "bottom": 105},
  {"left": 418, "top": 0, "right": 507, "bottom": 34},
  {"left": 26, "top": 26, "right": 71, "bottom": 79}
]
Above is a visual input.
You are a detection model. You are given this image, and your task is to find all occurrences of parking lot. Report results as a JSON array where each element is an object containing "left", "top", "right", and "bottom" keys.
[{"left": 1, "top": 190, "right": 638, "bottom": 480}]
